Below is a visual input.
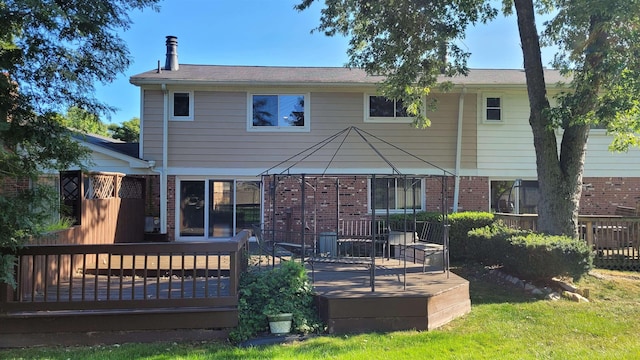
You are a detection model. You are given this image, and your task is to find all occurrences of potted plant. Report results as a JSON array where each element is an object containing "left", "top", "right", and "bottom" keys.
[
  {"left": 229, "top": 260, "right": 324, "bottom": 343},
  {"left": 263, "top": 302, "right": 294, "bottom": 335}
]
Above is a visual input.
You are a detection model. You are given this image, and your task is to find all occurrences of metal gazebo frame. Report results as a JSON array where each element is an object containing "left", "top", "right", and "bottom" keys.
[{"left": 259, "top": 127, "right": 454, "bottom": 291}]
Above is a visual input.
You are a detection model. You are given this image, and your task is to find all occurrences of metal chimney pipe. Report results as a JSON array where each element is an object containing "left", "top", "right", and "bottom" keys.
[{"left": 164, "top": 36, "right": 179, "bottom": 71}]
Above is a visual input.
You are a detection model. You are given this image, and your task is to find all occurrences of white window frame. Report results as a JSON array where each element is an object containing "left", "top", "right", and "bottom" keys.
[
  {"left": 169, "top": 90, "right": 194, "bottom": 121},
  {"left": 247, "top": 93, "right": 310, "bottom": 132},
  {"left": 364, "top": 94, "right": 415, "bottom": 123},
  {"left": 368, "top": 177, "right": 426, "bottom": 214},
  {"left": 482, "top": 94, "right": 504, "bottom": 123}
]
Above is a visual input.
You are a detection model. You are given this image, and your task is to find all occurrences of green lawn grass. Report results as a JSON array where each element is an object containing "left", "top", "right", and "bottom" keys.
[{"left": 2, "top": 265, "right": 639, "bottom": 360}]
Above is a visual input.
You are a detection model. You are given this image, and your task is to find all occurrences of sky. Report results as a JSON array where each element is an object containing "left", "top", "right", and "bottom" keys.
[{"left": 95, "top": 0, "right": 556, "bottom": 124}]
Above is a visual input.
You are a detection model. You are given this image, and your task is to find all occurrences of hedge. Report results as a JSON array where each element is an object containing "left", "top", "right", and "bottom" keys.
[
  {"left": 447, "top": 212, "right": 495, "bottom": 260},
  {"left": 468, "top": 223, "right": 593, "bottom": 281}
]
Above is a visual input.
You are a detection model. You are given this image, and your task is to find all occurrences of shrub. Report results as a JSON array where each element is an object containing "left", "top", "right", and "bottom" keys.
[
  {"left": 386, "top": 211, "right": 441, "bottom": 229},
  {"left": 467, "top": 221, "right": 528, "bottom": 265},
  {"left": 447, "top": 212, "right": 495, "bottom": 260},
  {"left": 503, "top": 233, "right": 593, "bottom": 281},
  {"left": 468, "top": 224, "right": 593, "bottom": 281},
  {"left": 228, "top": 260, "right": 323, "bottom": 344}
]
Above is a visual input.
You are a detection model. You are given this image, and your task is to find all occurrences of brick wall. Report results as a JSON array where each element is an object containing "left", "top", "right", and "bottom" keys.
[
  {"left": 457, "top": 176, "right": 490, "bottom": 212},
  {"left": 1, "top": 176, "right": 30, "bottom": 196},
  {"left": 146, "top": 175, "right": 161, "bottom": 217},
  {"left": 424, "top": 176, "right": 489, "bottom": 212},
  {"left": 580, "top": 177, "right": 640, "bottom": 215},
  {"left": 160, "top": 175, "right": 640, "bottom": 240},
  {"left": 263, "top": 175, "right": 371, "bottom": 235}
]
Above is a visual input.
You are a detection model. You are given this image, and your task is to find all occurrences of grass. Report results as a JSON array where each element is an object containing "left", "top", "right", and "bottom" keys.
[{"left": 2, "top": 265, "right": 639, "bottom": 359}]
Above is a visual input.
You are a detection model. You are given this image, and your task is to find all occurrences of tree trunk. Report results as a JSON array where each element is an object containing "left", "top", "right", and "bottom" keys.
[{"left": 513, "top": 0, "right": 588, "bottom": 237}]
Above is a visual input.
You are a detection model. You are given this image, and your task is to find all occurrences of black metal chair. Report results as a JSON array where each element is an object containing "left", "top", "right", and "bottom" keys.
[{"left": 251, "top": 224, "right": 313, "bottom": 266}]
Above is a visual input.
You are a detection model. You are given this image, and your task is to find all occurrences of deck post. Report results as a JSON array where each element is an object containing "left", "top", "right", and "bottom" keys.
[
  {"left": 0, "top": 282, "right": 14, "bottom": 312},
  {"left": 370, "top": 174, "right": 376, "bottom": 292},
  {"left": 585, "top": 220, "right": 594, "bottom": 248}
]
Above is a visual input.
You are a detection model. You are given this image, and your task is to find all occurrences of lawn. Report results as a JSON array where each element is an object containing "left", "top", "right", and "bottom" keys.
[{"left": 2, "top": 265, "right": 639, "bottom": 359}]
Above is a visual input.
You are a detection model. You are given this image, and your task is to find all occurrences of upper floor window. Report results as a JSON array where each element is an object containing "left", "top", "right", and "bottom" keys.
[
  {"left": 483, "top": 95, "right": 503, "bottom": 123},
  {"left": 365, "top": 95, "right": 412, "bottom": 123},
  {"left": 248, "top": 93, "right": 309, "bottom": 132},
  {"left": 170, "top": 91, "right": 193, "bottom": 121}
]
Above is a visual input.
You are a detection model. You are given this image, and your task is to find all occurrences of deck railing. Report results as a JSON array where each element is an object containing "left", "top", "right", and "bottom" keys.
[
  {"left": 0, "top": 231, "right": 249, "bottom": 314},
  {"left": 494, "top": 213, "right": 640, "bottom": 270}
]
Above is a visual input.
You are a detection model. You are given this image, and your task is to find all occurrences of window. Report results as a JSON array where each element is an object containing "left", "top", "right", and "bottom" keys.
[
  {"left": 365, "top": 95, "right": 412, "bottom": 123},
  {"left": 248, "top": 94, "right": 308, "bottom": 131},
  {"left": 170, "top": 91, "right": 193, "bottom": 120},
  {"left": 371, "top": 177, "right": 424, "bottom": 213},
  {"left": 483, "top": 95, "right": 502, "bottom": 122},
  {"left": 491, "top": 179, "right": 539, "bottom": 214}
]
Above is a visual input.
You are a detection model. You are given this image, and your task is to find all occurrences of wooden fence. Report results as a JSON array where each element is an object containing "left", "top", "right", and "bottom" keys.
[
  {"left": 52, "top": 171, "right": 146, "bottom": 245},
  {"left": 494, "top": 213, "right": 640, "bottom": 271}
]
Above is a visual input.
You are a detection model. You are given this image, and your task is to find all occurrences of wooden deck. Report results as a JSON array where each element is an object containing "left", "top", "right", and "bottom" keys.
[
  {"left": 1, "top": 236, "right": 469, "bottom": 347},
  {"left": 308, "top": 258, "right": 470, "bottom": 333},
  {"left": 0, "top": 236, "right": 249, "bottom": 348}
]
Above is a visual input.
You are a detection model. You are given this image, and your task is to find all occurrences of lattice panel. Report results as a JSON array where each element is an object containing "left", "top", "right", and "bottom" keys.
[
  {"left": 61, "top": 172, "right": 80, "bottom": 201},
  {"left": 119, "top": 177, "right": 143, "bottom": 199},
  {"left": 85, "top": 174, "right": 115, "bottom": 200}
]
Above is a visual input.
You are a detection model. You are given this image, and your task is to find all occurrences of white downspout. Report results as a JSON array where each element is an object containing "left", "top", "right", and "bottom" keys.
[
  {"left": 160, "top": 83, "right": 169, "bottom": 234},
  {"left": 452, "top": 86, "right": 466, "bottom": 212}
]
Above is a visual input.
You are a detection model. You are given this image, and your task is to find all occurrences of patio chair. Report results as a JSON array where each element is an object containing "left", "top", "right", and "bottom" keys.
[
  {"left": 398, "top": 221, "right": 445, "bottom": 272},
  {"left": 251, "top": 224, "right": 313, "bottom": 266}
]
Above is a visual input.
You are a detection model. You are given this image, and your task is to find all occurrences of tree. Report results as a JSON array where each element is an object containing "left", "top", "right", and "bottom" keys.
[
  {"left": 0, "top": 1, "right": 160, "bottom": 286},
  {"left": 108, "top": 117, "right": 140, "bottom": 142},
  {"left": 297, "top": 0, "right": 640, "bottom": 237},
  {"left": 61, "top": 107, "right": 110, "bottom": 136}
]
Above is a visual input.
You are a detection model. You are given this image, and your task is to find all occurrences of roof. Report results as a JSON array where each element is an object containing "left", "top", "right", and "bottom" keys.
[
  {"left": 72, "top": 133, "right": 151, "bottom": 171},
  {"left": 74, "top": 133, "right": 140, "bottom": 158},
  {"left": 130, "top": 64, "right": 568, "bottom": 87}
]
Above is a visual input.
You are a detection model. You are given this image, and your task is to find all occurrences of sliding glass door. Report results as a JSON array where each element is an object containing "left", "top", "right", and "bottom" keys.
[
  {"left": 209, "top": 180, "right": 233, "bottom": 237},
  {"left": 178, "top": 179, "right": 261, "bottom": 239}
]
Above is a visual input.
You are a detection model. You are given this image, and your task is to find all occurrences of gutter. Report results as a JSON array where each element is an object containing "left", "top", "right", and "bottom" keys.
[{"left": 452, "top": 86, "right": 466, "bottom": 212}]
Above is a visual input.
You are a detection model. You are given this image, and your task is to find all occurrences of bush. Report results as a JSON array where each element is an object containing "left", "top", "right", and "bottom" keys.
[
  {"left": 504, "top": 233, "right": 593, "bottom": 281},
  {"left": 467, "top": 221, "right": 528, "bottom": 265},
  {"left": 228, "top": 260, "right": 323, "bottom": 344},
  {"left": 447, "top": 212, "right": 495, "bottom": 260},
  {"left": 386, "top": 212, "right": 441, "bottom": 229},
  {"left": 468, "top": 224, "right": 593, "bottom": 281}
]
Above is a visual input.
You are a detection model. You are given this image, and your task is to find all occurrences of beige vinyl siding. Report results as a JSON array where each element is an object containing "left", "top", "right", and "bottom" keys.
[
  {"left": 142, "top": 89, "right": 470, "bottom": 174},
  {"left": 142, "top": 90, "right": 164, "bottom": 164}
]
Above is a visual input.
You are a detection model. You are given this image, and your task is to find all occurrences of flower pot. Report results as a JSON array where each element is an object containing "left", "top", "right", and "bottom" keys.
[{"left": 267, "top": 313, "right": 293, "bottom": 335}]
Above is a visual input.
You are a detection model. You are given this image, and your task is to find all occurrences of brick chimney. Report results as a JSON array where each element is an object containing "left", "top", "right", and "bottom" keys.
[{"left": 164, "top": 36, "right": 179, "bottom": 71}]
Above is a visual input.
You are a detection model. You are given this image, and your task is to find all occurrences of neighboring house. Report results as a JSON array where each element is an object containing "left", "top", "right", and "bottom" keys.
[
  {"left": 39, "top": 133, "right": 156, "bottom": 243},
  {"left": 130, "top": 36, "right": 640, "bottom": 242}
]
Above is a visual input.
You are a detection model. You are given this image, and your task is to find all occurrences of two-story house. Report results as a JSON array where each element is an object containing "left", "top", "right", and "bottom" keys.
[{"left": 130, "top": 36, "right": 640, "bottom": 241}]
